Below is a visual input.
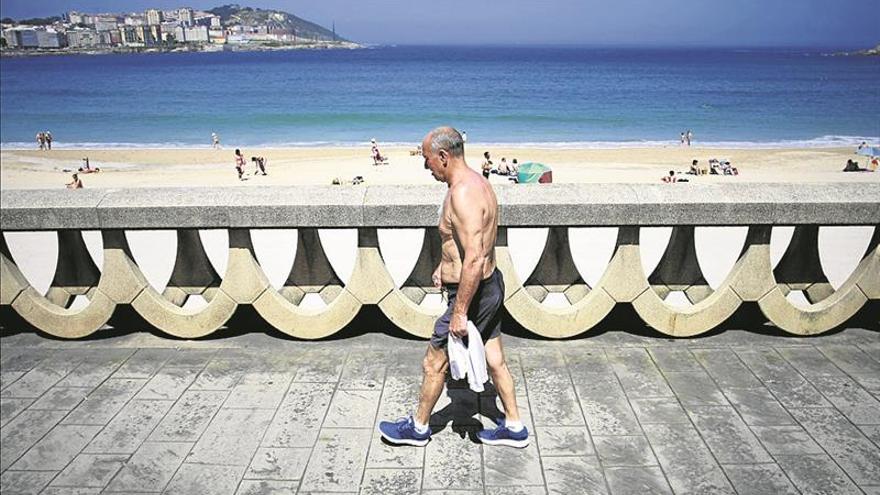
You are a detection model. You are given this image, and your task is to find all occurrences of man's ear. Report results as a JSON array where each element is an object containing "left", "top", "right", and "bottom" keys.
[{"left": 439, "top": 149, "right": 448, "bottom": 165}]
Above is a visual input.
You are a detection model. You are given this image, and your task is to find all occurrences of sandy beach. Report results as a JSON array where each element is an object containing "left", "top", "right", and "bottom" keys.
[{"left": 1, "top": 145, "right": 877, "bottom": 190}]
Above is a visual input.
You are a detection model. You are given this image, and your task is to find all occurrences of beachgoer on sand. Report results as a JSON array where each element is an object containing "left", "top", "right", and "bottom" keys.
[
  {"left": 680, "top": 132, "right": 686, "bottom": 146},
  {"left": 462, "top": 130, "right": 467, "bottom": 143},
  {"left": 212, "top": 133, "right": 221, "bottom": 149},
  {"left": 662, "top": 170, "right": 677, "bottom": 183},
  {"left": 78, "top": 157, "right": 100, "bottom": 173},
  {"left": 378, "top": 126, "right": 529, "bottom": 449},
  {"left": 686, "top": 129, "right": 693, "bottom": 146},
  {"left": 45, "top": 131, "right": 53, "bottom": 150},
  {"left": 371, "top": 139, "right": 388, "bottom": 165},
  {"left": 36, "top": 132, "right": 45, "bottom": 151},
  {"left": 498, "top": 157, "right": 510, "bottom": 175},
  {"left": 843, "top": 159, "right": 867, "bottom": 172},
  {"left": 66, "top": 173, "right": 83, "bottom": 189},
  {"left": 251, "top": 156, "right": 268, "bottom": 175},
  {"left": 234, "top": 149, "right": 246, "bottom": 180},
  {"left": 481, "top": 151, "right": 493, "bottom": 178},
  {"left": 511, "top": 158, "right": 519, "bottom": 174}
]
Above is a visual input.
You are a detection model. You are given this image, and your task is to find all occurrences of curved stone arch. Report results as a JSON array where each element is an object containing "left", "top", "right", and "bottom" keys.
[
  {"left": 129, "top": 229, "right": 237, "bottom": 339},
  {"left": 373, "top": 228, "right": 445, "bottom": 338},
  {"left": 498, "top": 227, "right": 617, "bottom": 338},
  {"left": 758, "top": 225, "right": 878, "bottom": 334},
  {"left": 620, "top": 226, "right": 742, "bottom": 337},
  {"left": 2, "top": 230, "right": 128, "bottom": 338},
  {"left": 253, "top": 228, "right": 361, "bottom": 339}
]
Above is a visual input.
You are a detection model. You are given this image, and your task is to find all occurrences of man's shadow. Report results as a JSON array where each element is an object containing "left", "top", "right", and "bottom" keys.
[{"left": 430, "top": 378, "right": 506, "bottom": 443}]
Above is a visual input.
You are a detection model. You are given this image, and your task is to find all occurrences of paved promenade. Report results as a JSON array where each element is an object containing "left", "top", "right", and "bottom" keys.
[{"left": 1, "top": 326, "right": 879, "bottom": 495}]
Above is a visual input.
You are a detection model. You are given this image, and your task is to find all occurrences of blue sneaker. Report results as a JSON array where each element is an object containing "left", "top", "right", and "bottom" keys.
[
  {"left": 478, "top": 423, "right": 529, "bottom": 448},
  {"left": 378, "top": 416, "right": 431, "bottom": 447}
]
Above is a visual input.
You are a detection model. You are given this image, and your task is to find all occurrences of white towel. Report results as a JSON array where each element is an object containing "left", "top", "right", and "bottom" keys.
[{"left": 448, "top": 321, "right": 488, "bottom": 393}]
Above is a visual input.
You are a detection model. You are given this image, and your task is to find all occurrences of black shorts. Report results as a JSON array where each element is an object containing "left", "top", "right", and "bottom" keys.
[{"left": 431, "top": 269, "right": 504, "bottom": 349}]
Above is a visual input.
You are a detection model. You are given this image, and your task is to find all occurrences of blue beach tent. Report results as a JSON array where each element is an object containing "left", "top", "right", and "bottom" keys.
[{"left": 856, "top": 146, "right": 880, "bottom": 157}]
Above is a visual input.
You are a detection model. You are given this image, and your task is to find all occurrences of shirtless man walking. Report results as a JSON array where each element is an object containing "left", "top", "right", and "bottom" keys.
[{"left": 378, "top": 126, "right": 528, "bottom": 448}]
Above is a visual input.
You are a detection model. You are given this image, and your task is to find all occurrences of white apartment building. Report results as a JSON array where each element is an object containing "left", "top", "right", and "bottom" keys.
[
  {"left": 35, "top": 28, "right": 65, "bottom": 48},
  {"left": 178, "top": 8, "right": 194, "bottom": 26},
  {"left": 66, "top": 28, "right": 101, "bottom": 47},
  {"left": 145, "top": 9, "right": 164, "bottom": 26}
]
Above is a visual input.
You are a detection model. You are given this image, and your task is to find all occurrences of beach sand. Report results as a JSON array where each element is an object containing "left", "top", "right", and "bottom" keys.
[{"left": 1, "top": 146, "right": 877, "bottom": 189}]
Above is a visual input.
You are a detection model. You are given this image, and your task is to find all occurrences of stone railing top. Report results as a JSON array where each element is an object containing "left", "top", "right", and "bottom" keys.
[{"left": 1, "top": 183, "right": 878, "bottom": 231}]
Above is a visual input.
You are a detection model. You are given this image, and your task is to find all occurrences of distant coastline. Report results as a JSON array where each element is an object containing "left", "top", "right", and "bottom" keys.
[
  {"left": 0, "top": 40, "right": 360, "bottom": 58},
  {"left": 1, "top": 3, "right": 359, "bottom": 58}
]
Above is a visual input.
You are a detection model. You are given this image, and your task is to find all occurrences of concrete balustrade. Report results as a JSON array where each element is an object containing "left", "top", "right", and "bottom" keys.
[{"left": 1, "top": 183, "right": 878, "bottom": 339}]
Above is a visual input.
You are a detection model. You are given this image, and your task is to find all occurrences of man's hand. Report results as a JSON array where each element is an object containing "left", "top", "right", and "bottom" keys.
[
  {"left": 449, "top": 313, "right": 468, "bottom": 338},
  {"left": 432, "top": 265, "right": 442, "bottom": 288}
]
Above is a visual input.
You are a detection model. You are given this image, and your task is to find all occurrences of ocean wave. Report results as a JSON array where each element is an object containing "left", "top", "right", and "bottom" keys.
[{"left": 1, "top": 135, "right": 875, "bottom": 150}]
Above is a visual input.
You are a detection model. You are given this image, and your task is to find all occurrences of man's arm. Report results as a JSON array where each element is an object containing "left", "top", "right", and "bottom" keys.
[{"left": 448, "top": 185, "right": 488, "bottom": 337}]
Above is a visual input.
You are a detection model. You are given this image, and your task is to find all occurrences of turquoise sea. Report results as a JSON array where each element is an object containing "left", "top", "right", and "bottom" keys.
[{"left": 1, "top": 46, "right": 878, "bottom": 148}]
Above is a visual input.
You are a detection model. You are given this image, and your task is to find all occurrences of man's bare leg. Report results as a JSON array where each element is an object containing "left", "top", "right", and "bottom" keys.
[
  {"left": 414, "top": 344, "right": 449, "bottom": 425},
  {"left": 484, "top": 336, "right": 521, "bottom": 423}
]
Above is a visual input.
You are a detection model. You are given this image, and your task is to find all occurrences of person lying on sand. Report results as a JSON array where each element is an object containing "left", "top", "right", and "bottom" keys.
[
  {"left": 843, "top": 159, "right": 868, "bottom": 172},
  {"left": 78, "top": 157, "right": 101, "bottom": 174}
]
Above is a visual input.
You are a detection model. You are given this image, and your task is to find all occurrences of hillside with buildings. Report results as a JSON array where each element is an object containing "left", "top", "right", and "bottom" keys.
[{"left": 0, "top": 4, "right": 358, "bottom": 56}]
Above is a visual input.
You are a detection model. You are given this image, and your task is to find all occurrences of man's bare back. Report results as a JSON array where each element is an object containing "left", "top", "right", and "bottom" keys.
[{"left": 438, "top": 172, "right": 498, "bottom": 284}]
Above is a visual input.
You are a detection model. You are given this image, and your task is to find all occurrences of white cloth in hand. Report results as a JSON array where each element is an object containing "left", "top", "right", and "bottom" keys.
[{"left": 448, "top": 321, "right": 488, "bottom": 393}]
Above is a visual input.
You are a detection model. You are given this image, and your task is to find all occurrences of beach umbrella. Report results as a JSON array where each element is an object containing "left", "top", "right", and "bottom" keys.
[
  {"left": 856, "top": 146, "right": 880, "bottom": 157},
  {"left": 516, "top": 162, "right": 553, "bottom": 184}
]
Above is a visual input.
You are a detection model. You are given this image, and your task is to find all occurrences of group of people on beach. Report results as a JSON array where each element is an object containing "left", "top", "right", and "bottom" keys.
[
  {"left": 63, "top": 157, "right": 101, "bottom": 189},
  {"left": 481, "top": 151, "right": 519, "bottom": 178},
  {"left": 35, "top": 131, "right": 53, "bottom": 150},
  {"left": 689, "top": 158, "right": 738, "bottom": 176},
  {"left": 679, "top": 129, "right": 694, "bottom": 146},
  {"left": 234, "top": 149, "right": 268, "bottom": 180},
  {"left": 663, "top": 157, "right": 739, "bottom": 183}
]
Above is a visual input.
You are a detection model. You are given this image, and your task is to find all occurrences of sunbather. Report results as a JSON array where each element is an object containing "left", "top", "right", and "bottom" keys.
[
  {"left": 66, "top": 173, "right": 83, "bottom": 189},
  {"left": 843, "top": 159, "right": 867, "bottom": 172},
  {"left": 661, "top": 170, "right": 677, "bottom": 183},
  {"left": 78, "top": 157, "right": 101, "bottom": 174}
]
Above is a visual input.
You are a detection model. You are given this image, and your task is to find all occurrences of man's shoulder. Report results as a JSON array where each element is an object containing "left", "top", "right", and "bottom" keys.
[{"left": 450, "top": 174, "right": 492, "bottom": 207}]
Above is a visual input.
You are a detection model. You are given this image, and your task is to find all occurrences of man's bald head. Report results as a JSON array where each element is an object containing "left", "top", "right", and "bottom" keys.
[{"left": 425, "top": 127, "right": 465, "bottom": 158}]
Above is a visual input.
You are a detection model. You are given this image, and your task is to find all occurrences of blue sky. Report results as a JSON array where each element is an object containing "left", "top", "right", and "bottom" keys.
[{"left": 1, "top": 0, "right": 878, "bottom": 47}]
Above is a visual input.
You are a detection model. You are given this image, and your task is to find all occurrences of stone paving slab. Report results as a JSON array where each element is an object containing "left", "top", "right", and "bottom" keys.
[{"left": 0, "top": 327, "right": 879, "bottom": 494}]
